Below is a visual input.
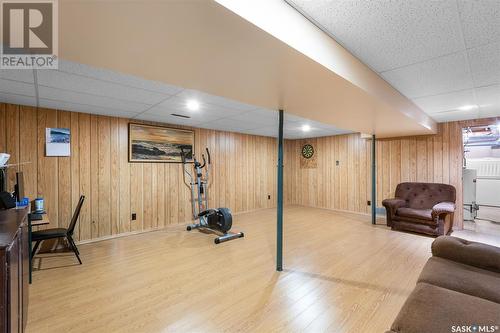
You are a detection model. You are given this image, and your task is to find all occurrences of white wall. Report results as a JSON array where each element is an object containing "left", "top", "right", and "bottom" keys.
[{"left": 466, "top": 158, "right": 500, "bottom": 207}]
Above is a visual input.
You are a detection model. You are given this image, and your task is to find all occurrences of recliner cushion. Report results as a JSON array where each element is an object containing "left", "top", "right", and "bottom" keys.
[
  {"left": 396, "top": 207, "right": 433, "bottom": 221},
  {"left": 390, "top": 283, "right": 500, "bottom": 333},
  {"left": 32, "top": 228, "right": 67, "bottom": 241},
  {"left": 418, "top": 256, "right": 500, "bottom": 304}
]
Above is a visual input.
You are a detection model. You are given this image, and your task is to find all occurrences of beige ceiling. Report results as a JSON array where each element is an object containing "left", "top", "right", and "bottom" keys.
[{"left": 55, "top": 0, "right": 435, "bottom": 138}]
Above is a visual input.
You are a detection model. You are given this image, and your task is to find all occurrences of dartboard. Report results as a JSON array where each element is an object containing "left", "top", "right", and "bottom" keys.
[{"left": 301, "top": 144, "right": 314, "bottom": 159}]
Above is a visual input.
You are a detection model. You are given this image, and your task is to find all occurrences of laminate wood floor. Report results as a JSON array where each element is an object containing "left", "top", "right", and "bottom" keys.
[{"left": 27, "top": 206, "right": 434, "bottom": 333}]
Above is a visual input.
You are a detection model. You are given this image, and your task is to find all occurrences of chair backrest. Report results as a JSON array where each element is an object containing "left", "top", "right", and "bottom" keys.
[
  {"left": 67, "top": 195, "right": 85, "bottom": 236},
  {"left": 395, "top": 182, "right": 456, "bottom": 209}
]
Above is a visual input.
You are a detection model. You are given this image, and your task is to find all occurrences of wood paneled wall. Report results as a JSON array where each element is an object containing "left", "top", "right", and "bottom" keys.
[
  {"left": 2, "top": 102, "right": 498, "bottom": 237},
  {"left": 0, "top": 103, "right": 278, "bottom": 242},
  {"left": 284, "top": 135, "right": 371, "bottom": 214},
  {"left": 285, "top": 118, "right": 500, "bottom": 230},
  {"left": 374, "top": 122, "right": 464, "bottom": 227}
]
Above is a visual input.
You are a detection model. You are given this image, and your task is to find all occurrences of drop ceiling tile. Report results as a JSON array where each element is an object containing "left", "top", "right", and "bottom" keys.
[
  {"left": 381, "top": 51, "right": 473, "bottom": 98},
  {"left": 230, "top": 109, "right": 278, "bottom": 122},
  {"left": 479, "top": 108, "right": 500, "bottom": 119},
  {"left": 476, "top": 85, "right": 500, "bottom": 118},
  {"left": 283, "top": 113, "right": 309, "bottom": 123},
  {"left": 240, "top": 108, "right": 279, "bottom": 120},
  {"left": 468, "top": 41, "right": 500, "bottom": 88},
  {"left": 0, "top": 79, "right": 35, "bottom": 96},
  {"left": 144, "top": 105, "right": 223, "bottom": 123},
  {"left": 323, "top": 128, "right": 352, "bottom": 136},
  {"left": 0, "top": 92, "right": 37, "bottom": 107},
  {"left": 458, "top": 0, "right": 500, "bottom": 48},
  {"left": 38, "top": 86, "right": 150, "bottom": 113},
  {"left": 199, "top": 118, "right": 262, "bottom": 131},
  {"left": 58, "top": 60, "right": 182, "bottom": 95},
  {"left": 135, "top": 113, "right": 201, "bottom": 127},
  {"left": 39, "top": 98, "right": 139, "bottom": 118},
  {"left": 37, "top": 70, "right": 168, "bottom": 105},
  {"left": 143, "top": 104, "right": 184, "bottom": 116},
  {"left": 175, "top": 89, "right": 258, "bottom": 112},
  {"left": 0, "top": 69, "right": 34, "bottom": 83},
  {"left": 431, "top": 109, "right": 480, "bottom": 122},
  {"left": 289, "top": 0, "right": 465, "bottom": 72},
  {"left": 311, "top": 130, "right": 338, "bottom": 138},
  {"left": 227, "top": 110, "right": 279, "bottom": 127},
  {"left": 157, "top": 96, "right": 189, "bottom": 109},
  {"left": 412, "top": 89, "right": 477, "bottom": 114},
  {"left": 158, "top": 95, "right": 249, "bottom": 118},
  {"left": 284, "top": 122, "right": 309, "bottom": 131}
]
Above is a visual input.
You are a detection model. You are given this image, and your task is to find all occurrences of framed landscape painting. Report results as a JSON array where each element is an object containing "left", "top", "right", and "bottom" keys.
[{"left": 128, "top": 123, "right": 194, "bottom": 163}]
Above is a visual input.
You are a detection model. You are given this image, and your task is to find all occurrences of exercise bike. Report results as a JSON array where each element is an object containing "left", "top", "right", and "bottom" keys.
[{"left": 181, "top": 148, "right": 244, "bottom": 244}]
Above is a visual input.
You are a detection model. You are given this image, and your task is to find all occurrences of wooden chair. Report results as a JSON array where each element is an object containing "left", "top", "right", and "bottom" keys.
[{"left": 31, "top": 195, "right": 85, "bottom": 265}]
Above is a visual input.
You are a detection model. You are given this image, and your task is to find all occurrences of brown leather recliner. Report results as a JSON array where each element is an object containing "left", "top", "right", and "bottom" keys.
[{"left": 382, "top": 182, "right": 456, "bottom": 236}]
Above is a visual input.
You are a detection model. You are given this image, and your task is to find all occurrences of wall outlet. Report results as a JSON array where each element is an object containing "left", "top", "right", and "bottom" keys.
[
  {"left": 268, "top": 195, "right": 271, "bottom": 200},
  {"left": 367, "top": 200, "right": 371, "bottom": 206},
  {"left": 336, "top": 160, "right": 339, "bottom": 166},
  {"left": 131, "top": 213, "right": 137, "bottom": 221}
]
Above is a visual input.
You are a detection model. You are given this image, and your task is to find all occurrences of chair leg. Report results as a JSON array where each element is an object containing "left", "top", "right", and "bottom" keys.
[
  {"left": 68, "top": 235, "right": 80, "bottom": 255},
  {"left": 31, "top": 240, "right": 41, "bottom": 260},
  {"left": 67, "top": 235, "right": 82, "bottom": 265},
  {"left": 70, "top": 239, "right": 80, "bottom": 255}
]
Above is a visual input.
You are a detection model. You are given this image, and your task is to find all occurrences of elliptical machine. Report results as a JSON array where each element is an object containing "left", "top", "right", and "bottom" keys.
[{"left": 181, "top": 148, "right": 244, "bottom": 244}]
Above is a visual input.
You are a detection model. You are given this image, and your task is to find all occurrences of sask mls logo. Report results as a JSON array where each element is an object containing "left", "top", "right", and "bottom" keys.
[
  {"left": 451, "top": 325, "right": 500, "bottom": 332},
  {"left": 1, "top": 0, "right": 58, "bottom": 69}
]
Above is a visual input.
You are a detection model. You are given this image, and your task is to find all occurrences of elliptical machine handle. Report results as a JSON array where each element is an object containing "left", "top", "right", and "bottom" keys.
[
  {"left": 206, "top": 148, "right": 211, "bottom": 165},
  {"left": 200, "top": 154, "right": 206, "bottom": 169}
]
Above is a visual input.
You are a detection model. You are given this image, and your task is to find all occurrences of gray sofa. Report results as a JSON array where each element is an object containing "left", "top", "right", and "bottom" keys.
[{"left": 387, "top": 236, "right": 500, "bottom": 333}]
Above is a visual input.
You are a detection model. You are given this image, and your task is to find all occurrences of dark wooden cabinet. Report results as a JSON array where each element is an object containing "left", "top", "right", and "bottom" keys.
[{"left": 0, "top": 208, "right": 29, "bottom": 333}]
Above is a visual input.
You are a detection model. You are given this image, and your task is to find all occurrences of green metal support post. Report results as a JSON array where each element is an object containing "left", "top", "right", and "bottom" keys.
[
  {"left": 277, "top": 109, "right": 284, "bottom": 271},
  {"left": 371, "top": 134, "right": 377, "bottom": 225}
]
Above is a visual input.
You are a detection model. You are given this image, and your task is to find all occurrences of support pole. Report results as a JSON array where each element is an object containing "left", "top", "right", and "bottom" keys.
[
  {"left": 371, "top": 134, "right": 377, "bottom": 225},
  {"left": 276, "top": 109, "right": 284, "bottom": 271}
]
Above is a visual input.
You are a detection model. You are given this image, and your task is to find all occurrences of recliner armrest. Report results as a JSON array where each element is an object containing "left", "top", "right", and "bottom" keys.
[
  {"left": 432, "top": 236, "right": 500, "bottom": 273},
  {"left": 382, "top": 198, "right": 406, "bottom": 215},
  {"left": 431, "top": 201, "right": 455, "bottom": 219},
  {"left": 382, "top": 198, "right": 406, "bottom": 209}
]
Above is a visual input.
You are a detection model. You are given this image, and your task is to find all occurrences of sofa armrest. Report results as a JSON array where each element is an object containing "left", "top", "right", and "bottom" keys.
[
  {"left": 382, "top": 198, "right": 406, "bottom": 213},
  {"left": 431, "top": 201, "right": 455, "bottom": 219},
  {"left": 382, "top": 198, "right": 406, "bottom": 227},
  {"left": 432, "top": 236, "right": 500, "bottom": 273}
]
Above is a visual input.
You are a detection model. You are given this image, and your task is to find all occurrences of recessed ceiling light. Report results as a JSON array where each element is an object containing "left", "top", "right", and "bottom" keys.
[
  {"left": 458, "top": 104, "right": 478, "bottom": 111},
  {"left": 186, "top": 100, "right": 200, "bottom": 111},
  {"left": 301, "top": 124, "right": 311, "bottom": 132}
]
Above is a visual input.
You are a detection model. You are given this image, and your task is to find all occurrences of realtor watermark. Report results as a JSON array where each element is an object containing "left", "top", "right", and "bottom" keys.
[
  {"left": 451, "top": 325, "right": 500, "bottom": 332},
  {"left": 1, "top": 0, "right": 58, "bottom": 69}
]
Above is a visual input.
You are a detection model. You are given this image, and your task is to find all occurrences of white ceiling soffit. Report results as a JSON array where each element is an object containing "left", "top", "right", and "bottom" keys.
[
  {"left": 0, "top": 60, "right": 352, "bottom": 140},
  {"left": 53, "top": 0, "right": 435, "bottom": 138},
  {"left": 287, "top": 0, "right": 500, "bottom": 123}
]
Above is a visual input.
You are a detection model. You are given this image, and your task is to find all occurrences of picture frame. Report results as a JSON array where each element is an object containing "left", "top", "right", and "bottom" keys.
[{"left": 128, "top": 123, "right": 195, "bottom": 163}]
